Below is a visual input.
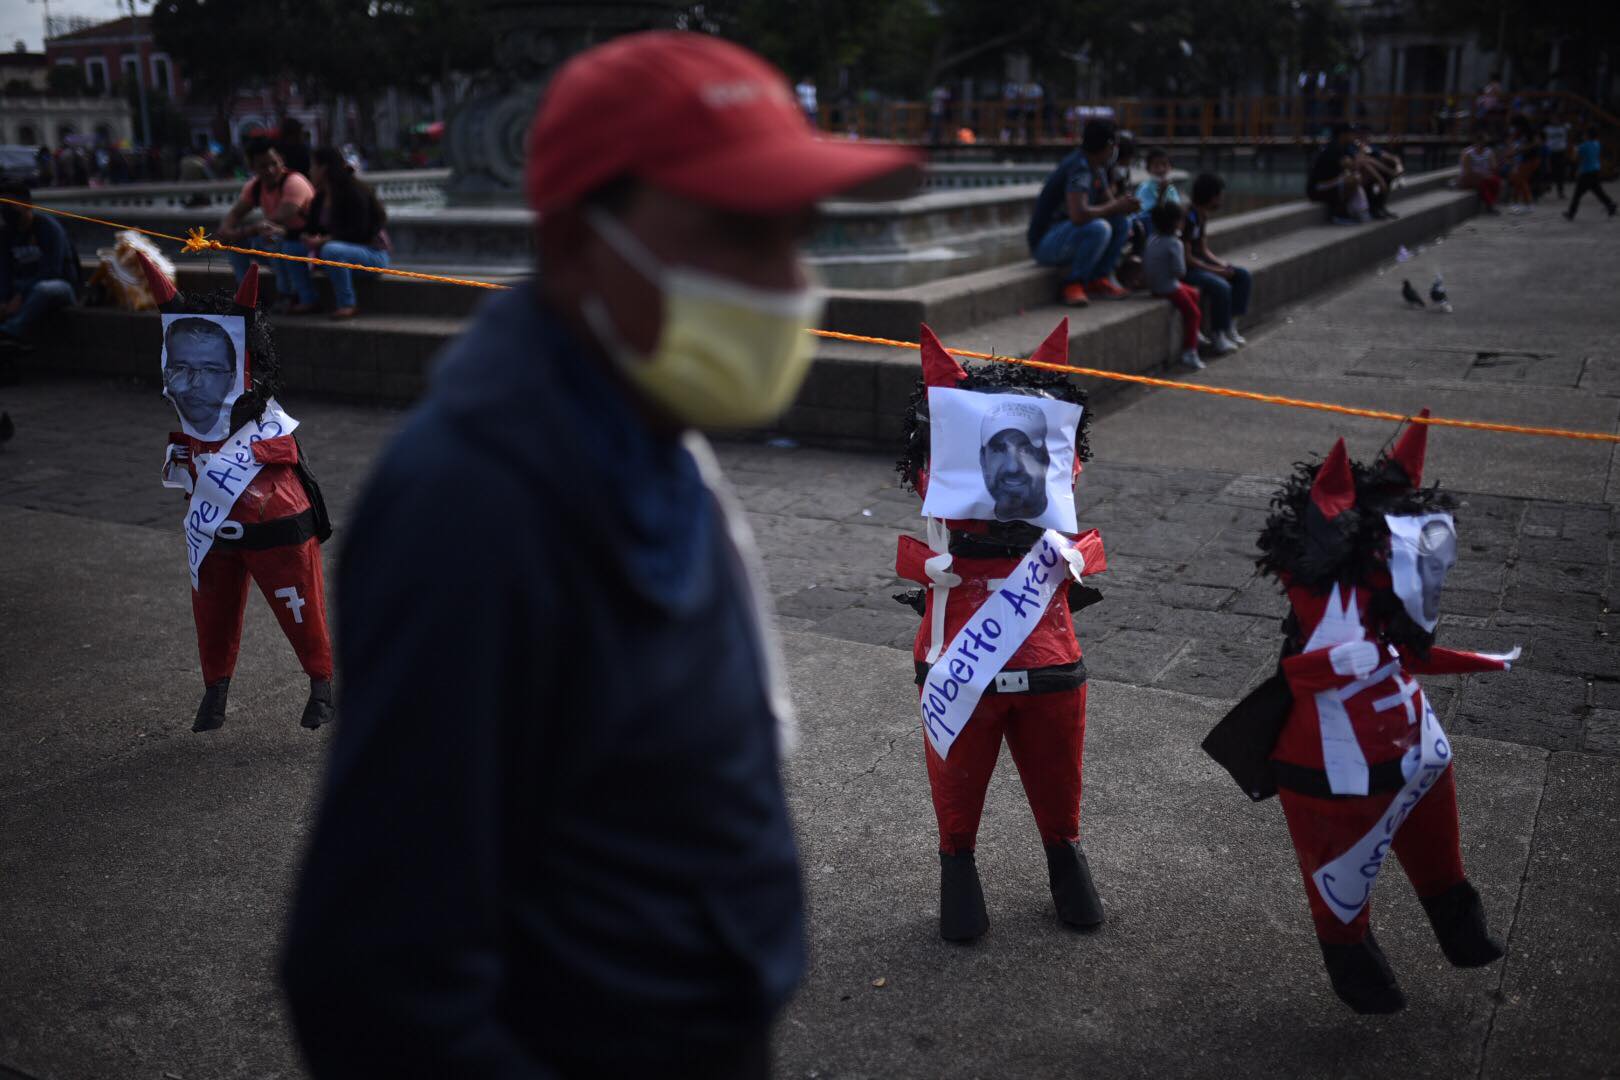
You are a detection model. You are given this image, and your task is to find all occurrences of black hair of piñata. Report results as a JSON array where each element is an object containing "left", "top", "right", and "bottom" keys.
[
  {"left": 894, "top": 361, "right": 1092, "bottom": 494},
  {"left": 1255, "top": 446, "right": 1457, "bottom": 657},
  {"left": 169, "top": 289, "right": 283, "bottom": 432}
]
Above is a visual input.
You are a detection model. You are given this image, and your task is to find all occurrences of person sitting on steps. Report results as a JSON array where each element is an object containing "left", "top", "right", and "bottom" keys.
[
  {"left": 1184, "top": 173, "right": 1251, "bottom": 354},
  {"left": 1142, "top": 201, "right": 1205, "bottom": 371},
  {"left": 1027, "top": 118, "right": 1140, "bottom": 307},
  {"left": 217, "top": 137, "right": 320, "bottom": 315},
  {"left": 297, "top": 146, "right": 391, "bottom": 320}
]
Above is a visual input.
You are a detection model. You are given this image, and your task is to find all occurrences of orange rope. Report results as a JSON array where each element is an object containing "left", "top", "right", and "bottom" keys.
[
  {"left": 0, "top": 196, "right": 192, "bottom": 246},
  {"left": 9, "top": 196, "right": 1618, "bottom": 444},
  {"left": 178, "top": 227, "right": 510, "bottom": 290},
  {"left": 808, "top": 330, "right": 1620, "bottom": 443}
]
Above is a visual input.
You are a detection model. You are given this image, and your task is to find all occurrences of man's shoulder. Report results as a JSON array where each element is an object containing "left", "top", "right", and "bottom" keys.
[
  {"left": 359, "top": 400, "right": 540, "bottom": 549},
  {"left": 34, "top": 213, "right": 69, "bottom": 242},
  {"left": 283, "top": 171, "right": 315, "bottom": 200}
]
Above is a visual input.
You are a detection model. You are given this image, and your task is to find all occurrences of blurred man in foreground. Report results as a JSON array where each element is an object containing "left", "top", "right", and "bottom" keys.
[{"left": 280, "top": 31, "right": 918, "bottom": 1080}]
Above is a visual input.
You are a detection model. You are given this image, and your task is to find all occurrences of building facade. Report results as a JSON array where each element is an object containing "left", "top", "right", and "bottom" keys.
[
  {"left": 42, "top": 15, "right": 323, "bottom": 151},
  {"left": 1341, "top": 0, "right": 1499, "bottom": 99},
  {"left": 0, "top": 96, "right": 134, "bottom": 150}
]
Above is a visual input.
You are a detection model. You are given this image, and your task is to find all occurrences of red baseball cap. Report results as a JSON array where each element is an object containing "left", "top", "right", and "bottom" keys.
[{"left": 525, "top": 31, "right": 922, "bottom": 214}]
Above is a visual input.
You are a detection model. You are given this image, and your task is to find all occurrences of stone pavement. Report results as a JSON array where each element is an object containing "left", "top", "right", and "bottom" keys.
[{"left": 1, "top": 208, "right": 1617, "bottom": 1077}]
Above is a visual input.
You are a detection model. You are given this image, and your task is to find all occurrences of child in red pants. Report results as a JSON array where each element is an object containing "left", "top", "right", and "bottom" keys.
[{"left": 1142, "top": 201, "right": 1204, "bottom": 370}]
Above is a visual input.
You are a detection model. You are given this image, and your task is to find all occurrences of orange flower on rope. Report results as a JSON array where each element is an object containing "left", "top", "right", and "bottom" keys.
[{"left": 182, "top": 226, "right": 222, "bottom": 254}]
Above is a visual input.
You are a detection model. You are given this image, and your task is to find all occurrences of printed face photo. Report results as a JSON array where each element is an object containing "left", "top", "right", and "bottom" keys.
[
  {"left": 1384, "top": 512, "right": 1457, "bottom": 632},
  {"left": 979, "top": 402, "right": 1050, "bottom": 521},
  {"left": 162, "top": 314, "right": 247, "bottom": 441},
  {"left": 1416, "top": 518, "right": 1457, "bottom": 623},
  {"left": 922, "top": 387, "right": 1083, "bottom": 533}
]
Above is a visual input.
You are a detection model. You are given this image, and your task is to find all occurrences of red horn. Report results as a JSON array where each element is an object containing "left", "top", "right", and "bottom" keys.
[
  {"left": 233, "top": 263, "right": 260, "bottom": 309},
  {"left": 135, "top": 250, "right": 177, "bottom": 307},
  {"left": 1389, "top": 408, "right": 1430, "bottom": 489},
  {"left": 1309, "top": 438, "right": 1356, "bottom": 520},
  {"left": 1029, "top": 317, "right": 1070, "bottom": 367},
  {"left": 919, "top": 323, "right": 967, "bottom": 388}
]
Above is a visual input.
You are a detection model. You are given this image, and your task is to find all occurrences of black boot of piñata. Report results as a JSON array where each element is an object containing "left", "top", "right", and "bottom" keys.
[
  {"left": 193, "top": 678, "right": 230, "bottom": 733},
  {"left": 1044, "top": 841, "right": 1105, "bottom": 930},
  {"left": 939, "top": 851, "right": 989, "bottom": 943},
  {"left": 301, "top": 677, "right": 335, "bottom": 730},
  {"left": 1319, "top": 933, "right": 1407, "bottom": 1014},
  {"left": 1420, "top": 880, "right": 1504, "bottom": 968}
]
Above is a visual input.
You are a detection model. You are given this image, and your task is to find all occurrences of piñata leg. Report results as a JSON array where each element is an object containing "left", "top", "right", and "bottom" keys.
[
  {"left": 1278, "top": 785, "right": 1407, "bottom": 1013},
  {"left": 1393, "top": 766, "right": 1503, "bottom": 967},
  {"left": 190, "top": 545, "right": 252, "bottom": 731},
  {"left": 923, "top": 693, "right": 1010, "bottom": 941},
  {"left": 245, "top": 537, "right": 335, "bottom": 728},
  {"left": 1004, "top": 685, "right": 1102, "bottom": 928}
]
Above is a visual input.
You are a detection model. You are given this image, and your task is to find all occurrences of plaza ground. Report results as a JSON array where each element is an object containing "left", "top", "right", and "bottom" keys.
[{"left": 1, "top": 208, "right": 1617, "bottom": 1078}]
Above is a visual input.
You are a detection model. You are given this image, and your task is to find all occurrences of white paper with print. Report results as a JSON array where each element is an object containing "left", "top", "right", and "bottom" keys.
[
  {"left": 1386, "top": 512, "right": 1456, "bottom": 632},
  {"left": 161, "top": 313, "right": 248, "bottom": 442},
  {"left": 1311, "top": 687, "right": 1452, "bottom": 924},
  {"left": 921, "top": 388, "right": 1082, "bottom": 533}
]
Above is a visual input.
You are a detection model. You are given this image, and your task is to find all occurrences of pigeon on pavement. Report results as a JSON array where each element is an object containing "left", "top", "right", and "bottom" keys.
[
  {"left": 1401, "top": 279, "right": 1426, "bottom": 308},
  {"left": 1430, "top": 274, "right": 1452, "bottom": 313}
]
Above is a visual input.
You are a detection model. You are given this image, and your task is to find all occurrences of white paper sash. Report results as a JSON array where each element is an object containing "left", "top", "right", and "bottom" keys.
[
  {"left": 1311, "top": 687, "right": 1453, "bottom": 924},
  {"left": 919, "top": 529, "right": 1080, "bottom": 758},
  {"left": 170, "top": 399, "right": 299, "bottom": 590}
]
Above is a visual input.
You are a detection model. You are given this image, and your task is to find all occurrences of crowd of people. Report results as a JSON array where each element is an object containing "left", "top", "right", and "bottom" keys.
[
  {"left": 1027, "top": 118, "right": 1254, "bottom": 371},
  {"left": 21, "top": 118, "right": 377, "bottom": 192},
  {"left": 1456, "top": 112, "right": 1615, "bottom": 220}
]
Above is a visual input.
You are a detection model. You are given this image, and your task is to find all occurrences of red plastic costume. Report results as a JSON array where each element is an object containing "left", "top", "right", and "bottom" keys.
[
  {"left": 168, "top": 429, "right": 333, "bottom": 687},
  {"left": 1206, "top": 417, "right": 1513, "bottom": 1012},
  {"left": 895, "top": 322, "right": 1108, "bottom": 940},
  {"left": 896, "top": 528, "right": 1106, "bottom": 855},
  {"left": 140, "top": 255, "right": 334, "bottom": 731}
]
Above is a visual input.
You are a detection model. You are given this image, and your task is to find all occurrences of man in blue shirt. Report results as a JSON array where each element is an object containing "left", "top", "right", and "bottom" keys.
[
  {"left": 1564, "top": 127, "right": 1616, "bottom": 220},
  {"left": 1028, "top": 118, "right": 1140, "bottom": 307},
  {"left": 0, "top": 182, "right": 78, "bottom": 354},
  {"left": 279, "top": 32, "right": 920, "bottom": 1080}
]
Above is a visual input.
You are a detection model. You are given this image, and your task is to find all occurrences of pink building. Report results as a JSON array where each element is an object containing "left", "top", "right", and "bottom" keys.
[{"left": 43, "top": 15, "right": 325, "bottom": 150}]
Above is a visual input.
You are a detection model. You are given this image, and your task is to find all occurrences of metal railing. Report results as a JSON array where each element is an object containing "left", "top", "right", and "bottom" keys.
[
  {"left": 816, "top": 91, "right": 1620, "bottom": 146},
  {"left": 34, "top": 168, "right": 451, "bottom": 210}
]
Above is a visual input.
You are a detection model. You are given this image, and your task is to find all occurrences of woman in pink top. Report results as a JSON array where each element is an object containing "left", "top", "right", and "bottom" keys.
[{"left": 217, "top": 137, "right": 320, "bottom": 312}]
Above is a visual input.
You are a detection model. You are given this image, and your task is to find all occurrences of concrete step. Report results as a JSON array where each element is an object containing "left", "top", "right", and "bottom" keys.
[
  {"left": 819, "top": 168, "right": 1459, "bottom": 340},
  {"left": 33, "top": 176, "right": 1476, "bottom": 449},
  {"left": 66, "top": 169, "right": 1455, "bottom": 326},
  {"left": 784, "top": 182, "right": 1478, "bottom": 444}
]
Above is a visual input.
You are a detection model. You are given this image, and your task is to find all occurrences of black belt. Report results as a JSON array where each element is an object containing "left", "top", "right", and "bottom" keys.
[
  {"left": 210, "top": 508, "right": 319, "bottom": 551},
  {"left": 914, "top": 657, "right": 1087, "bottom": 695},
  {"left": 1271, "top": 757, "right": 1428, "bottom": 799}
]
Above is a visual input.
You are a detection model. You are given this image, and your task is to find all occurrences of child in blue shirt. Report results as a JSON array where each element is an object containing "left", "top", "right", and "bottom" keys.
[
  {"left": 1564, "top": 128, "right": 1615, "bottom": 220},
  {"left": 1135, "top": 148, "right": 1182, "bottom": 218}
]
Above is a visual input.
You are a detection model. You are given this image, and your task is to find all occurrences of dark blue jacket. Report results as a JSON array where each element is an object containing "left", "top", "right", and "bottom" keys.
[
  {"left": 0, "top": 211, "right": 74, "bottom": 301},
  {"left": 281, "top": 288, "right": 805, "bottom": 1077}
]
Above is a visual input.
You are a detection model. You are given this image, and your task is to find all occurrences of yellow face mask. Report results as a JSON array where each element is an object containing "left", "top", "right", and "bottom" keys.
[{"left": 582, "top": 209, "right": 824, "bottom": 430}]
